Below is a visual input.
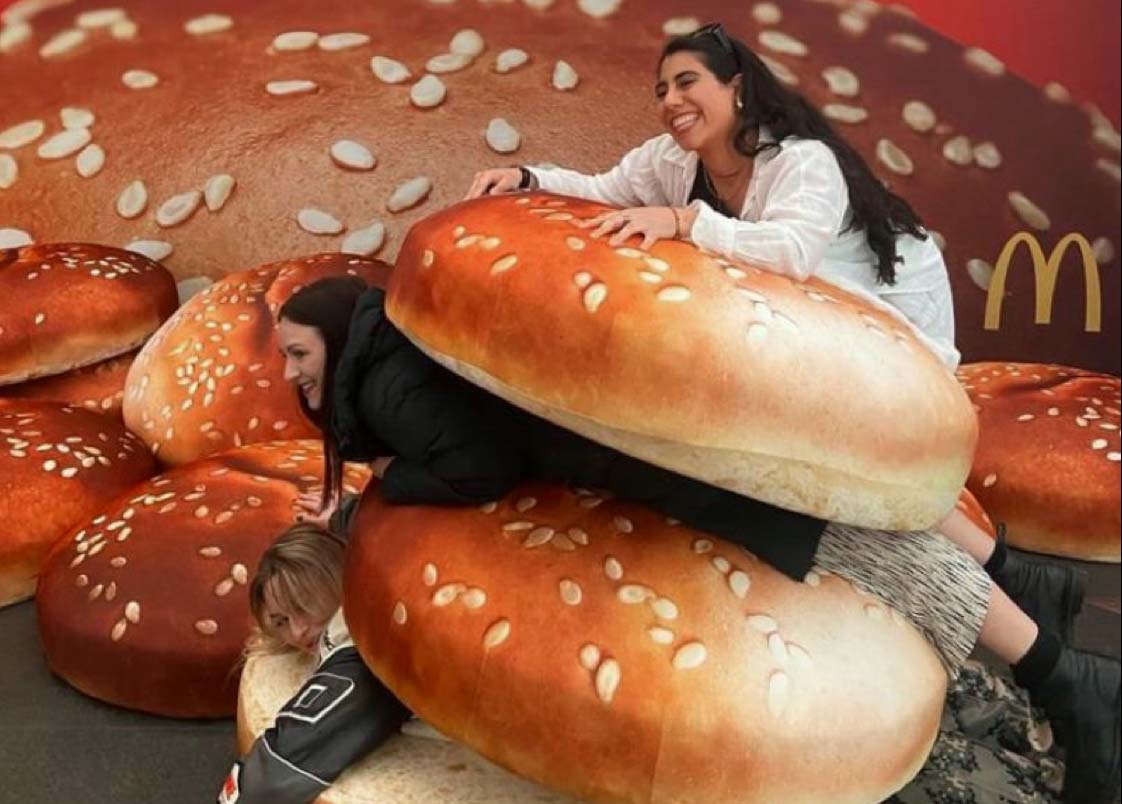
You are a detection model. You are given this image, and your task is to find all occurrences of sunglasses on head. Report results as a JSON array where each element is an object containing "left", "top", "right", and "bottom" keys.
[{"left": 688, "top": 22, "right": 739, "bottom": 68}]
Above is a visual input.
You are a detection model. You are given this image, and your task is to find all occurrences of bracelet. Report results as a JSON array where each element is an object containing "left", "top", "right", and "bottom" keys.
[
  {"left": 670, "top": 207, "right": 682, "bottom": 239},
  {"left": 517, "top": 166, "right": 536, "bottom": 190}
]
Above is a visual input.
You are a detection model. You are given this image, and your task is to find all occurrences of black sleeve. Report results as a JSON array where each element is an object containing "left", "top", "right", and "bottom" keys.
[
  {"left": 361, "top": 354, "right": 525, "bottom": 507},
  {"left": 327, "top": 492, "right": 361, "bottom": 536},
  {"left": 219, "top": 648, "right": 411, "bottom": 804}
]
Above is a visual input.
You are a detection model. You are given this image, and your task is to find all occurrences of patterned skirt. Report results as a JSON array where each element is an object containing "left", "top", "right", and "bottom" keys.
[{"left": 812, "top": 522, "right": 993, "bottom": 677}]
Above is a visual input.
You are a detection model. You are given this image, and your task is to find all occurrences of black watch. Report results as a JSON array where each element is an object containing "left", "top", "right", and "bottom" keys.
[{"left": 517, "top": 166, "right": 535, "bottom": 190}]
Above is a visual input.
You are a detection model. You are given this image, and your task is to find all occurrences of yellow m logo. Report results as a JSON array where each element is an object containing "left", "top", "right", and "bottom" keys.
[{"left": 984, "top": 232, "right": 1102, "bottom": 332}]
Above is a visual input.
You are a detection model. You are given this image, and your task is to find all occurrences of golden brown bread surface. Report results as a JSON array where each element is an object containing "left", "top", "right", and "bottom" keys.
[
  {"left": 0, "top": 0, "right": 1116, "bottom": 372},
  {"left": 0, "top": 348, "right": 137, "bottom": 417},
  {"left": 0, "top": 243, "right": 176, "bottom": 385},
  {"left": 122, "top": 253, "right": 390, "bottom": 465},
  {"left": 957, "top": 362, "right": 1120, "bottom": 562},
  {"left": 345, "top": 483, "right": 947, "bottom": 804},
  {"left": 0, "top": 398, "right": 155, "bottom": 607},
  {"left": 389, "top": 192, "right": 978, "bottom": 530},
  {"left": 35, "top": 439, "right": 370, "bottom": 717}
]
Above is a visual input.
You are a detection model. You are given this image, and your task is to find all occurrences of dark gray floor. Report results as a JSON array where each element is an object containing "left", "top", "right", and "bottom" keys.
[{"left": 1, "top": 554, "right": 1118, "bottom": 804}]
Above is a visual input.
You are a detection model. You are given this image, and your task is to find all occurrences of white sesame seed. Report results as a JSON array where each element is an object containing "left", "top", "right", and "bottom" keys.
[
  {"left": 0, "top": 20, "right": 31, "bottom": 53},
  {"left": 973, "top": 141, "right": 1002, "bottom": 169},
  {"left": 122, "top": 69, "right": 159, "bottom": 90},
  {"left": 552, "top": 60, "right": 579, "bottom": 91},
  {"left": 494, "top": 48, "right": 528, "bottom": 74},
  {"left": 125, "top": 240, "right": 173, "bottom": 261},
  {"left": 272, "top": 31, "right": 318, "bottom": 51},
  {"left": 266, "top": 79, "right": 318, "bottom": 97},
  {"left": 370, "top": 56, "right": 411, "bottom": 84},
  {"left": 964, "top": 46, "right": 1005, "bottom": 76},
  {"left": 0, "top": 154, "right": 15, "bottom": 189},
  {"left": 578, "top": 0, "right": 621, "bottom": 19},
  {"left": 822, "top": 103, "right": 868, "bottom": 124},
  {"left": 75, "top": 143, "right": 105, "bottom": 178},
  {"left": 450, "top": 28, "right": 485, "bottom": 57},
  {"left": 485, "top": 118, "right": 521, "bottom": 153},
  {"left": 1008, "top": 191, "right": 1051, "bottom": 231},
  {"left": 40, "top": 28, "right": 87, "bottom": 59},
  {"left": 60, "top": 107, "right": 95, "bottom": 129},
  {"left": 752, "top": 3, "right": 783, "bottom": 25},
  {"left": 876, "top": 138, "right": 914, "bottom": 175},
  {"left": 330, "top": 140, "right": 376, "bottom": 170},
  {"left": 758, "top": 30, "right": 807, "bottom": 57},
  {"left": 37, "top": 127, "right": 91, "bottom": 160},
  {"left": 318, "top": 32, "right": 370, "bottom": 51},
  {"left": 387, "top": 176, "right": 432, "bottom": 212},
  {"left": 902, "top": 100, "right": 936, "bottom": 132},
  {"left": 115, "top": 180, "right": 148, "bottom": 219},
  {"left": 662, "top": 17, "right": 700, "bottom": 36},
  {"left": 0, "top": 119, "right": 45, "bottom": 149},
  {"left": 887, "top": 32, "right": 928, "bottom": 53},
  {"left": 341, "top": 221, "right": 386, "bottom": 256},
  {"left": 967, "top": 258, "right": 994, "bottom": 291},
  {"left": 297, "top": 208, "right": 344, "bottom": 235},
  {"left": 204, "top": 174, "right": 236, "bottom": 211},
  {"left": 821, "top": 66, "right": 859, "bottom": 97},
  {"left": 110, "top": 19, "right": 138, "bottom": 40},
  {"left": 184, "top": 14, "right": 233, "bottom": 36},
  {"left": 77, "top": 9, "right": 127, "bottom": 29},
  {"left": 156, "top": 190, "right": 203, "bottom": 228},
  {"left": 409, "top": 75, "right": 446, "bottom": 108}
]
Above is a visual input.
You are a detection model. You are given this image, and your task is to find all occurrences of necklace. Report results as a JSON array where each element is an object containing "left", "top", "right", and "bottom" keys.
[{"left": 701, "top": 163, "right": 750, "bottom": 213}]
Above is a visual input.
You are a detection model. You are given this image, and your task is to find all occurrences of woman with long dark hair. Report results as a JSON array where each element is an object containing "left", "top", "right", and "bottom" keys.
[{"left": 278, "top": 273, "right": 1117, "bottom": 804}]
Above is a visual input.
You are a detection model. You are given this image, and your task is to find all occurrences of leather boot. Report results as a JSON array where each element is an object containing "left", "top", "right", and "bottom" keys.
[
  {"left": 990, "top": 524, "right": 1086, "bottom": 644},
  {"left": 1031, "top": 647, "right": 1121, "bottom": 804}
]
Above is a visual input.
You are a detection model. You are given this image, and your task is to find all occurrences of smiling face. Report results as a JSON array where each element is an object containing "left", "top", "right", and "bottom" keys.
[
  {"left": 277, "top": 317, "right": 328, "bottom": 411},
  {"left": 261, "top": 582, "right": 333, "bottom": 655},
  {"left": 656, "top": 50, "right": 741, "bottom": 153}
]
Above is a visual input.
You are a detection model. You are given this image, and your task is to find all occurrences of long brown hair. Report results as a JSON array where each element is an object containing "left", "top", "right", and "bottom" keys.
[{"left": 277, "top": 276, "right": 369, "bottom": 514}]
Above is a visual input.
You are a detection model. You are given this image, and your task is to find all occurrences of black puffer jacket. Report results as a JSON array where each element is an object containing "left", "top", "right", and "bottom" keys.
[{"left": 331, "top": 288, "right": 827, "bottom": 580}]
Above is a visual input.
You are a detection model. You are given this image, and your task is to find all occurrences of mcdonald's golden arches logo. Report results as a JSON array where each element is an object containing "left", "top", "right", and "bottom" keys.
[{"left": 984, "top": 231, "right": 1102, "bottom": 332}]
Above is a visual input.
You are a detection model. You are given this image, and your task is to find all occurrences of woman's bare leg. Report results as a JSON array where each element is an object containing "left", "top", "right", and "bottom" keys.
[
  {"left": 936, "top": 506, "right": 996, "bottom": 565},
  {"left": 978, "top": 582, "right": 1038, "bottom": 665}
]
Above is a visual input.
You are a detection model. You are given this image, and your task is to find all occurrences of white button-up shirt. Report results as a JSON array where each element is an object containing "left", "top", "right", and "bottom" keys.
[{"left": 529, "top": 132, "right": 960, "bottom": 369}]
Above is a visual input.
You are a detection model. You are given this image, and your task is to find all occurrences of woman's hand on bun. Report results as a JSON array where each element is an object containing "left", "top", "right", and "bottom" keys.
[
  {"left": 464, "top": 168, "right": 523, "bottom": 200},
  {"left": 579, "top": 206, "right": 681, "bottom": 250},
  {"left": 293, "top": 489, "right": 337, "bottom": 528}
]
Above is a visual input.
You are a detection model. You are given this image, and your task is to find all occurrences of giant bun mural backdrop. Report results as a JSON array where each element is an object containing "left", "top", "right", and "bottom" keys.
[{"left": 0, "top": 0, "right": 1118, "bottom": 802}]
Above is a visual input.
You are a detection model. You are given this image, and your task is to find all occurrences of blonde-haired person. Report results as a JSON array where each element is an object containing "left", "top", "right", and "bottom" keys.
[{"left": 218, "top": 524, "right": 410, "bottom": 804}]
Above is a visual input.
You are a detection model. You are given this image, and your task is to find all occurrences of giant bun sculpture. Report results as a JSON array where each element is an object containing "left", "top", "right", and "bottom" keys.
[
  {"left": 957, "top": 362, "right": 1120, "bottom": 562},
  {"left": 344, "top": 484, "right": 948, "bottom": 804},
  {"left": 123, "top": 254, "right": 390, "bottom": 465},
  {"left": 0, "top": 399, "right": 155, "bottom": 607},
  {"left": 36, "top": 439, "right": 370, "bottom": 717},
  {"left": 387, "top": 193, "right": 978, "bottom": 530}
]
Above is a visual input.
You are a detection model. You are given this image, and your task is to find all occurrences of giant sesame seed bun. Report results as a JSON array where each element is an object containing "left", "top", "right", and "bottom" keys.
[
  {"left": 388, "top": 193, "right": 978, "bottom": 530},
  {"left": 0, "top": 399, "right": 155, "bottom": 607},
  {"left": 0, "top": 348, "right": 137, "bottom": 417},
  {"left": 35, "top": 439, "right": 371, "bottom": 718},
  {"left": 344, "top": 484, "right": 948, "bottom": 804},
  {"left": 957, "top": 362, "right": 1121, "bottom": 562},
  {"left": 237, "top": 649, "right": 582, "bottom": 804},
  {"left": 0, "top": 0, "right": 1116, "bottom": 373},
  {"left": 122, "top": 253, "right": 390, "bottom": 465},
  {"left": 0, "top": 243, "right": 176, "bottom": 386}
]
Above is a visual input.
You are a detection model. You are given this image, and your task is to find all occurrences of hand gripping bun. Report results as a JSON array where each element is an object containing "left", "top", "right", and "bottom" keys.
[
  {"left": 388, "top": 193, "right": 978, "bottom": 530},
  {"left": 0, "top": 399, "right": 155, "bottom": 607},
  {"left": 957, "top": 362, "right": 1120, "bottom": 562},
  {"left": 237, "top": 650, "right": 582, "bottom": 804},
  {"left": 0, "top": 243, "right": 176, "bottom": 386},
  {"left": 0, "top": 349, "right": 137, "bottom": 417},
  {"left": 123, "top": 253, "right": 390, "bottom": 465},
  {"left": 36, "top": 439, "right": 371, "bottom": 718},
  {"left": 344, "top": 485, "right": 947, "bottom": 804}
]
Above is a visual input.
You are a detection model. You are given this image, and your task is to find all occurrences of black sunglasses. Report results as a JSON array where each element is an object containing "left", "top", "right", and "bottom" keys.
[{"left": 689, "top": 22, "right": 739, "bottom": 69}]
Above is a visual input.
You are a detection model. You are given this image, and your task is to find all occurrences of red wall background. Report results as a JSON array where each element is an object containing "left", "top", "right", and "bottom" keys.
[{"left": 894, "top": 0, "right": 1120, "bottom": 127}]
